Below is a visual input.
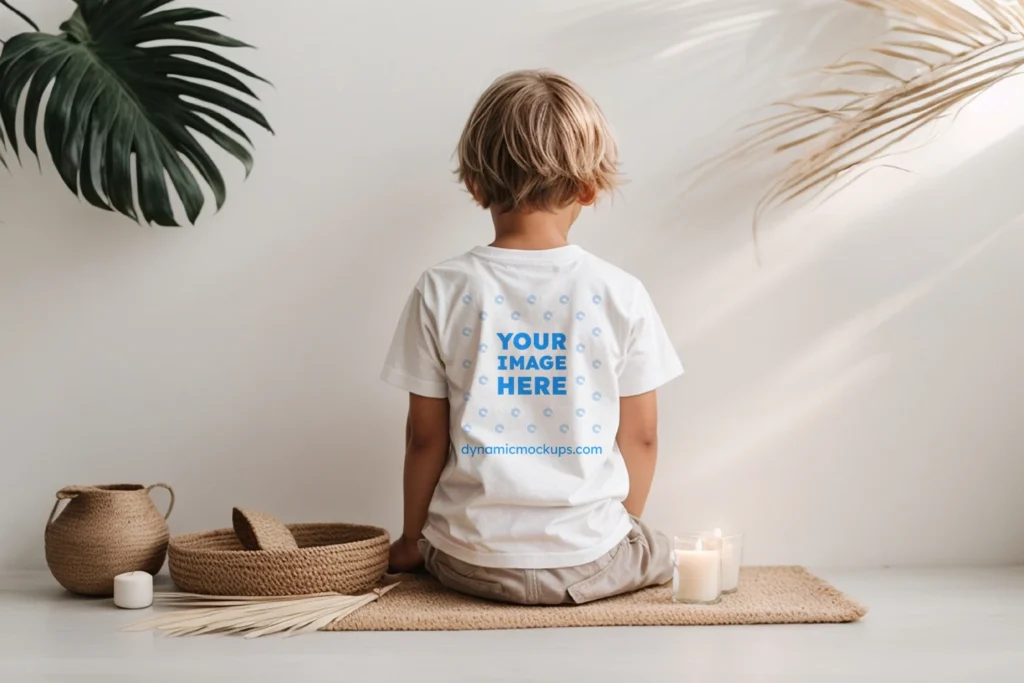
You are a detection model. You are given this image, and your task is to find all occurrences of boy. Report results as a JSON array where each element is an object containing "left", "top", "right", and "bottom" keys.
[{"left": 381, "top": 70, "right": 683, "bottom": 605}]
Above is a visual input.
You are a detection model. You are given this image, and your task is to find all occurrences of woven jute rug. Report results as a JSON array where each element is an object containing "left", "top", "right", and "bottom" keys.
[{"left": 323, "top": 566, "right": 866, "bottom": 631}]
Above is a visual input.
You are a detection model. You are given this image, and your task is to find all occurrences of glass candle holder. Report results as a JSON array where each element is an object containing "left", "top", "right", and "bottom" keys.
[
  {"left": 672, "top": 535, "right": 722, "bottom": 605},
  {"left": 699, "top": 531, "right": 744, "bottom": 594}
]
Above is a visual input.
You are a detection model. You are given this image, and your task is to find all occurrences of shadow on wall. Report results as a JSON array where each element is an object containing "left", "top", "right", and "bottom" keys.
[
  {"left": 538, "top": 0, "right": 891, "bottom": 255},
  {"left": 643, "top": 119, "right": 1024, "bottom": 562},
  {"left": 539, "top": 0, "right": 1024, "bottom": 562},
  {"left": 554, "top": 0, "right": 879, "bottom": 68},
  {"left": 658, "top": 91, "right": 1024, "bottom": 448},
  {"left": 706, "top": 108, "right": 1023, "bottom": 555},
  {"left": 547, "top": 0, "right": 885, "bottom": 121},
  {"left": 556, "top": 0, "right": 1024, "bottom": 421}
]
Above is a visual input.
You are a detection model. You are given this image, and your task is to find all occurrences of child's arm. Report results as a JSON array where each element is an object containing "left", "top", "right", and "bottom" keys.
[
  {"left": 388, "top": 393, "right": 450, "bottom": 573},
  {"left": 617, "top": 390, "right": 659, "bottom": 517}
]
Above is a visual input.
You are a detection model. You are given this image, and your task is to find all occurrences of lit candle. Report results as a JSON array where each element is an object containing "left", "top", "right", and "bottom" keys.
[
  {"left": 113, "top": 571, "right": 153, "bottom": 609},
  {"left": 673, "top": 538, "right": 721, "bottom": 604}
]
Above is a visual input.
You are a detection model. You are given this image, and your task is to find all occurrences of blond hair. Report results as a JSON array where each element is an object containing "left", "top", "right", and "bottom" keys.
[{"left": 456, "top": 70, "right": 621, "bottom": 213}]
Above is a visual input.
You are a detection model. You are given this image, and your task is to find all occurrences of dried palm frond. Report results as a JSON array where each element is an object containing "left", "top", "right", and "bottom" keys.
[
  {"left": 710, "top": 0, "right": 1024, "bottom": 225},
  {"left": 124, "top": 584, "right": 398, "bottom": 638}
]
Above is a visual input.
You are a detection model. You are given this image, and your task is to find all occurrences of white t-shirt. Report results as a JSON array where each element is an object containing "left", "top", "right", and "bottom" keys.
[{"left": 381, "top": 245, "right": 683, "bottom": 569}]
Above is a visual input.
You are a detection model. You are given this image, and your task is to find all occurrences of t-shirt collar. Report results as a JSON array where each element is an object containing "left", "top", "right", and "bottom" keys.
[{"left": 470, "top": 244, "right": 583, "bottom": 264}]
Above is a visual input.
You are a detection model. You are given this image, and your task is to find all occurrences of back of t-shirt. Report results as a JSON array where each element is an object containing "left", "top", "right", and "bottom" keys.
[{"left": 382, "top": 244, "right": 683, "bottom": 569}]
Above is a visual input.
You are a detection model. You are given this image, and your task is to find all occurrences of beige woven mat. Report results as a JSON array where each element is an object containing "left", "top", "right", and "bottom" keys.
[{"left": 324, "top": 566, "right": 866, "bottom": 631}]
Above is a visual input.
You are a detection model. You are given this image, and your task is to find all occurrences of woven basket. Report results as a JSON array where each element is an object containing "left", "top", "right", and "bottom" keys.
[
  {"left": 168, "top": 523, "right": 390, "bottom": 596},
  {"left": 45, "top": 483, "right": 175, "bottom": 596}
]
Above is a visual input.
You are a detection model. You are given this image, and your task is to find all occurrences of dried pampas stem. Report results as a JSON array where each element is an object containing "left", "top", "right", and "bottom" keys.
[
  {"left": 125, "top": 584, "right": 398, "bottom": 638},
  {"left": 705, "top": 0, "right": 1024, "bottom": 227}
]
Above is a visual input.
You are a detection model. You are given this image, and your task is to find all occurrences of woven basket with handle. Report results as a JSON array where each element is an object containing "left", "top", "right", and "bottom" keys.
[
  {"left": 45, "top": 483, "right": 175, "bottom": 596},
  {"left": 168, "top": 521, "right": 389, "bottom": 596}
]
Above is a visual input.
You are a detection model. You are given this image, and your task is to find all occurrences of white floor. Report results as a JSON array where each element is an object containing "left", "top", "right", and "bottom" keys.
[{"left": 1, "top": 567, "right": 1022, "bottom": 683}]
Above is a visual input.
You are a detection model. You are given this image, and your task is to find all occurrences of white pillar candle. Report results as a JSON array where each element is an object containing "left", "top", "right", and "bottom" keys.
[
  {"left": 720, "top": 538, "right": 740, "bottom": 593},
  {"left": 701, "top": 529, "right": 743, "bottom": 593},
  {"left": 673, "top": 540, "right": 721, "bottom": 604},
  {"left": 113, "top": 571, "right": 154, "bottom": 609}
]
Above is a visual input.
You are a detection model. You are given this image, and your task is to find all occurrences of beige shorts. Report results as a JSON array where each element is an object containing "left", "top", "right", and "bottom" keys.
[{"left": 418, "top": 516, "right": 672, "bottom": 606}]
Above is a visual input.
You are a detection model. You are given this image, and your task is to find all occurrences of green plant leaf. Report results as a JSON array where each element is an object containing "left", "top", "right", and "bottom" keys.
[{"left": 0, "top": 0, "right": 272, "bottom": 225}]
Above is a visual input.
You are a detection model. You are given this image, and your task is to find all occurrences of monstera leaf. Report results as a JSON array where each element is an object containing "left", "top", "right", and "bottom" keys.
[{"left": 0, "top": 0, "right": 271, "bottom": 225}]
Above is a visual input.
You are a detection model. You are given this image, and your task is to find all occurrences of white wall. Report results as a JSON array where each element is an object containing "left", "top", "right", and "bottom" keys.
[{"left": 2, "top": 0, "right": 1022, "bottom": 571}]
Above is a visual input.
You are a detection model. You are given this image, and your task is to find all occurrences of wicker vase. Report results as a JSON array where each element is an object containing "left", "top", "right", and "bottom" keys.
[{"left": 44, "top": 483, "right": 175, "bottom": 596}]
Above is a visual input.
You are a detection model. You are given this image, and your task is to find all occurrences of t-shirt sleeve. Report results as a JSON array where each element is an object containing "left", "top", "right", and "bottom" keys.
[
  {"left": 617, "top": 283, "right": 684, "bottom": 397},
  {"left": 380, "top": 285, "right": 449, "bottom": 399}
]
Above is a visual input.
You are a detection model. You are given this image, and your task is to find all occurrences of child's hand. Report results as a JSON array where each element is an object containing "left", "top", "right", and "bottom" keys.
[{"left": 388, "top": 534, "right": 424, "bottom": 574}]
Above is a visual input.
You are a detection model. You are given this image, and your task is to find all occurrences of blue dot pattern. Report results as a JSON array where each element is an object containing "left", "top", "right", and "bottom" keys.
[{"left": 453, "top": 286, "right": 617, "bottom": 453}]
